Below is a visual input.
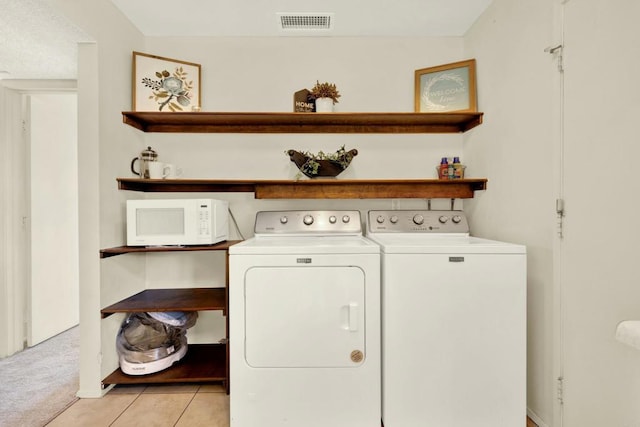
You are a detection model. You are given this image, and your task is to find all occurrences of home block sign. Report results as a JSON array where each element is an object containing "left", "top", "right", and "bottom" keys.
[{"left": 294, "top": 89, "right": 315, "bottom": 112}]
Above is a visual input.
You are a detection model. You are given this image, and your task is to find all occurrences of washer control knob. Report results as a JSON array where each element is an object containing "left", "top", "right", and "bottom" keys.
[
  {"left": 342, "top": 215, "right": 351, "bottom": 223},
  {"left": 452, "top": 215, "right": 462, "bottom": 224},
  {"left": 439, "top": 215, "right": 449, "bottom": 224},
  {"left": 280, "top": 216, "right": 288, "bottom": 224},
  {"left": 329, "top": 215, "right": 337, "bottom": 224},
  {"left": 413, "top": 214, "right": 424, "bottom": 225},
  {"left": 303, "top": 215, "right": 314, "bottom": 225},
  {"left": 376, "top": 215, "right": 385, "bottom": 224},
  {"left": 390, "top": 215, "right": 399, "bottom": 224}
]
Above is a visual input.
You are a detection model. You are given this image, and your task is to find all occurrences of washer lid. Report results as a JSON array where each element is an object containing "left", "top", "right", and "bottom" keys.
[{"left": 366, "top": 234, "right": 526, "bottom": 254}]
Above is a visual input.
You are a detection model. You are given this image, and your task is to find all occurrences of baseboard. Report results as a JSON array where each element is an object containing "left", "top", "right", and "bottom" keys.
[
  {"left": 527, "top": 407, "right": 549, "bottom": 427},
  {"left": 76, "top": 385, "right": 112, "bottom": 399}
]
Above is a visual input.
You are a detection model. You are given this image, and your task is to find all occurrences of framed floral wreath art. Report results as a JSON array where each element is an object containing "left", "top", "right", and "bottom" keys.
[
  {"left": 132, "top": 51, "right": 201, "bottom": 112},
  {"left": 414, "top": 59, "right": 477, "bottom": 113}
]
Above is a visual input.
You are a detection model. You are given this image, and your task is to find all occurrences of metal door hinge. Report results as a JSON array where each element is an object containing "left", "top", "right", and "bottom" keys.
[
  {"left": 545, "top": 44, "right": 564, "bottom": 73},
  {"left": 557, "top": 376, "right": 564, "bottom": 405},
  {"left": 556, "top": 199, "right": 565, "bottom": 238}
]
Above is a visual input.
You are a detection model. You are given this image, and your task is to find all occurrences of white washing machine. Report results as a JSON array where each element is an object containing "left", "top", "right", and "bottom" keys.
[
  {"left": 229, "top": 210, "right": 381, "bottom": 427},
  {"left": 366, "top": 210, "right": 526, "bottom": 427}
]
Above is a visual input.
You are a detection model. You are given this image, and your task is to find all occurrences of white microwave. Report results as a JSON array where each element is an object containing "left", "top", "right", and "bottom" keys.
[{"left": 127, "top": 198, "right": 229, "bottom": 246}]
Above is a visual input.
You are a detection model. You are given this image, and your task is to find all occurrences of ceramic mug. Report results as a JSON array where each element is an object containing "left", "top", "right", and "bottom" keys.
[
  {"left": 147, "top": 162, "right": 167, "bottom": 179},
  {"left": 163, "top": 163, "right": 183, "bottom": 179}
]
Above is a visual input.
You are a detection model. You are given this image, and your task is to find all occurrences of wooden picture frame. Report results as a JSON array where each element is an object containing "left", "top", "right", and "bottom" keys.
[
  {"left": 414, "top": 59, "right": 477, "bottom": 113},
  {"left": 132, "top": 51, "right": 201, "bottom": 112}
]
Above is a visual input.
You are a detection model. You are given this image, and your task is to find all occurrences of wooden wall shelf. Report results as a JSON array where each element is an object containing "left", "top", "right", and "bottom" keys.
[
  {"left": 122, "top": 111, "right": 484, "bottom": 134},
  {"left": 116, "top": 178, "right": 487, "bottom": 199},
  {"left": 100, "top": 240, "right": 241, "bottom": 259},
  {"left": 100, "top": 288, "right": 227, "bottom": 318}
]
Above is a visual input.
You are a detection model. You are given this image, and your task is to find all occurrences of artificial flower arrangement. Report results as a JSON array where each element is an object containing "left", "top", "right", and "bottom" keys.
[{"left": 309, "top": 80, "right": 341, "bottom": 103}]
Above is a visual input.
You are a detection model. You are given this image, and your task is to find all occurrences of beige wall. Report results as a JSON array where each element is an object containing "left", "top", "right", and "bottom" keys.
[{"left": 50, "top": 0, "right": 146, "bottom": 397}]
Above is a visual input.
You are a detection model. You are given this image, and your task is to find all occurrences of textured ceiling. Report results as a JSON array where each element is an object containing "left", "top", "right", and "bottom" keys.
[
  {"left": 0, "top": 0, "right": 492, "bottom": 80},
  {"left": 0, "top": 0, "right": 92, "bottom": 80}
]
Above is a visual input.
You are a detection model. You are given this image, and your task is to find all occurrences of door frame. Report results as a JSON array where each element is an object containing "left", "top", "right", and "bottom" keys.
[{"left": 0, "top": 80, "right": 77, "bottom": 357}]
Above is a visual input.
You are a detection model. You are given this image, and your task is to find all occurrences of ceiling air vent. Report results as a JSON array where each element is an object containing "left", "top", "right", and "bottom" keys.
[{"left": 277, "top": 13, "right": 334, "bottom": 33}]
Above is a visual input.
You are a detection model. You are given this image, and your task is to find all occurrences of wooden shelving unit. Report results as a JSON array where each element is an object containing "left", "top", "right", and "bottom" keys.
[
  {"left": 99, "top": 243, "right": 238, "bottom": 390},
  {"left": 119, "top": 111, "right": 487, "bottom": 200},
  {"left": 122, "top": 111, "right": 484, "bottom": 134},
  {"left": 116, "top": 178, "right": 487, "bottom": 199}
]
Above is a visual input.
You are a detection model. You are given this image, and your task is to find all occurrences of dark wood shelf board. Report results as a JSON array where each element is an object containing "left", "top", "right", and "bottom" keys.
[
  {"left": 116, "top": 178, "right": 487, "bottom": 199},
  {"left": 122, "top": 111, "right": 483, "bottom": 134},
  {"left": 100, "top": 240, "right": 242, "bottom": 259},
  {"left": 101, "top": 288, "right": 226, "bottom": 318},
  {"left": 255, "top": 179, "right": 487, "bottom": 199},
  {"left": 102, "top": 343, "right": 226, "bottom": 385}
]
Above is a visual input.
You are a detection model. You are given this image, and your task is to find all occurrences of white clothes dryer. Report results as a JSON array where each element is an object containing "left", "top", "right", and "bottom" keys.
[
  {"left": 366, "top": 210, "right": 526, "bottom": 427},
  {"left": 229, "top": 210, "right": 381, "bottom": 427}
]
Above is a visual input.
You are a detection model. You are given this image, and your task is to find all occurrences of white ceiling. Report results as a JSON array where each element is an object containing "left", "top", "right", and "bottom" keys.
[
  {"left": 0, "top": 0, "right": 492, "bottom": 80},
  {"left": 109, "top": 0, "right": 493, "bottom": 37}
]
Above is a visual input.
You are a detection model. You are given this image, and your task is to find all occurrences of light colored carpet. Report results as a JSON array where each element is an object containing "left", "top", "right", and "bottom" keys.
[{"left": 0, "top": 326, "right": 79, "bottom": 427}]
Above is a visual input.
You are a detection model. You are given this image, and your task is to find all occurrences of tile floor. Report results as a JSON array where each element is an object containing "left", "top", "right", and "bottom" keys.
[
  {"left": 46, "top": 383, "right": 537, "bottom": 427},
  {"left": 46, "top": 383, "right": 229, "bottom": 427}
]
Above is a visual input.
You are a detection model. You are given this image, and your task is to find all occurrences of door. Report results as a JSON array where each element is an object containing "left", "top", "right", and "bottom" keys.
[
  {"left": 27, "top": 93, "right": 79, "bottom": 346},
  {"left": 244, "top": 266, "right": 365, "bottom": 368}
]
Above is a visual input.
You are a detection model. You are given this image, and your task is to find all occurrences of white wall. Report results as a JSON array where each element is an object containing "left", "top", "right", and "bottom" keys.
[
  {"left": 143, "top": 36, "right": 467, "bottom": 182},
  {"left": 142, "top": 35, "right": 469, "bottom": 240},
  {"left": 463, "top": 0, "right": 557, "bottom": 424}
]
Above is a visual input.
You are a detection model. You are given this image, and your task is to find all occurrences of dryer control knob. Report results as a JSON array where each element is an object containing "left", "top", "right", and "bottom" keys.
[
  {"left": 303, "top": 215, "right": 314, "bottom": 225},
  {"left": 439, "top": 215, "right": 449, "bottom": 224},
  {"left": 390, "top": 215, "right": 399, "bottom": 224},
  {"left": 413, "top": 214, "right": 424, "bottom": 225},
  {"left": 280, "top": 216, "right": 288, "bottom": 224},
  {"left": 342, "top": 215, "right": 351, "bottom": 223},
  {"left": 452, "top": 215, "right": 462, "bottom": 224},
  {"left": 376, "top": 215, "right": 385, "bottom": 224},
  {"left": 329, "top": 215, "right": 337, "bottom": 224}
]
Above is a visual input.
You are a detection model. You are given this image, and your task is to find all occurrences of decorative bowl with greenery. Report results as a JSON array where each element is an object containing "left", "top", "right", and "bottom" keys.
[
  {"left": 286, "top": 145, "right": 357, "bottom": 178},
  {"left": 310, "top": 81, "right": 341, "bottom": 103}
]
